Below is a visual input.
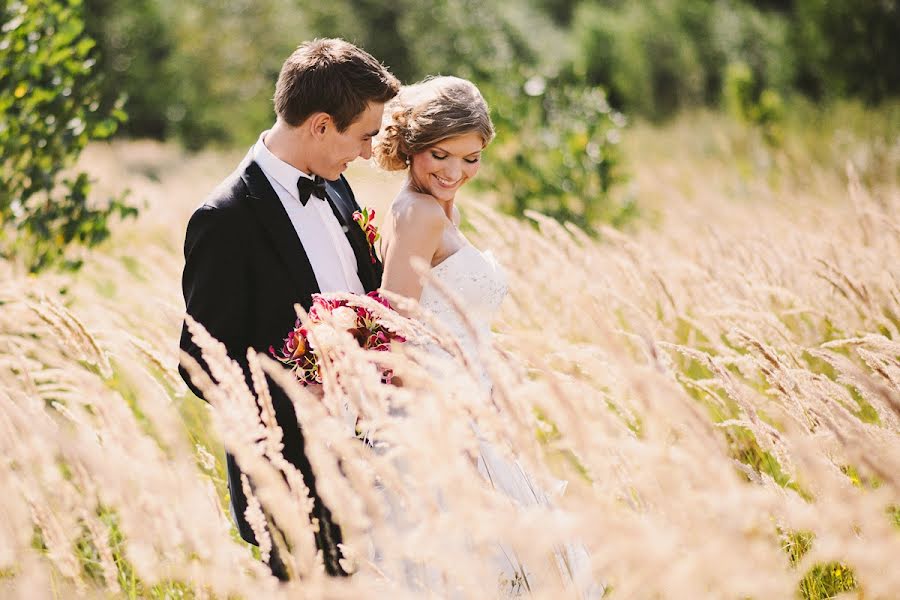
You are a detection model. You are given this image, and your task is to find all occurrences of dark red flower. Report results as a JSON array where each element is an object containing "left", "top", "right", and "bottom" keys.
[
  {"left": 275, "top": 289, "right": 405, "bottom": 386},
  {"left": 366, "top": 290, "right": 392, "bottom": 308}
]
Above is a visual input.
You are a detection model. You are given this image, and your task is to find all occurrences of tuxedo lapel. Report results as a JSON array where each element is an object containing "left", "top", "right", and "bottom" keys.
[
  {"left": 323, "top": 181, "right": 379, "bottom": 292},
  {"left": 241, "top": 159, "right": 320, "bottom": 302}
]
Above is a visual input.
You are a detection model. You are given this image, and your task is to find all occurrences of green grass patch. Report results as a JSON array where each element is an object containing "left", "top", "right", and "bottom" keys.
[
  {"left": 782, "top": 530, "right": 859, "bottom": 600},
  {"left": 798, "top": 562, "right": 857, "bottom": 600}
]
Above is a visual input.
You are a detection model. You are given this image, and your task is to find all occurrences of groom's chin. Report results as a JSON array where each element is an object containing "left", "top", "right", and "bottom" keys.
[{"left": 320, "top": 165, "right": 347, "bottom": 181}]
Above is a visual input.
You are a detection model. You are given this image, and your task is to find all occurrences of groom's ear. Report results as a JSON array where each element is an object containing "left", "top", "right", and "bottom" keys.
[{"left": 307, "top": 112, "right": 333, "bottom": 140}]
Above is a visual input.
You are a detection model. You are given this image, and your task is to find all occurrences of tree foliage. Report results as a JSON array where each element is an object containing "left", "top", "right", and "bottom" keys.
[
  {"left": 570, "top": 0, "right": 794, "bottom": 120},
  {"left": 81, "top": 0, "right": 172, "bottom": 139},
  {"left": 7, "top": 0, "right": 897, "bottom": 239},
  {"left": 791, "top": 0, "right": 900, "bottom": 103},
  {"left": 76, "top": 0, "right": 900, "bottom": 140},
  {"left": 81, "top": 0, "right": 307, "bottom": 148},
  {"left": 0, "top": 0, "right": 135, "bottom": 272},
  {"left": 479, "top": 80, "right": 632, "bottom": 229}
]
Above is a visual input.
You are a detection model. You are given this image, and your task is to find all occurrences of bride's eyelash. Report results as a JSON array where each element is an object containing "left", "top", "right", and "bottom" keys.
[{"left": 431, "top": 151, "right": 480, "bottom": 164}]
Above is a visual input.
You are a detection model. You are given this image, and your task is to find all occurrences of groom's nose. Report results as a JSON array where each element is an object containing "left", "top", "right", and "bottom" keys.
[{"left": 359, "top": 139, "right": 373, "bottom": 160}]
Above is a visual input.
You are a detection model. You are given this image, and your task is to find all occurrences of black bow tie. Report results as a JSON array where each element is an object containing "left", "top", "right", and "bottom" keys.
[{"left": 297, "top": 175, "right": 327, "bottom": 206}]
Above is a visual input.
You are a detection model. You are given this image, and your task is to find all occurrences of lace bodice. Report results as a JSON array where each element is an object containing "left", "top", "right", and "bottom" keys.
[{"left": 419, "top": 244, "right": 508, "bottom": 352}]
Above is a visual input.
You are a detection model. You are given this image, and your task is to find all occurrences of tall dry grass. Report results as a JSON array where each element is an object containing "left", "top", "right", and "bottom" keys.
[{"left": 1, "top": 114, "right": 898, "bottom": 598}]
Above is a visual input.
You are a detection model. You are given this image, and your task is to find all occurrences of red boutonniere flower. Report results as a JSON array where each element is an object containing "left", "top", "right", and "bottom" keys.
[{"left": 352, "top": 208, "right": 380, "bottom": 264}]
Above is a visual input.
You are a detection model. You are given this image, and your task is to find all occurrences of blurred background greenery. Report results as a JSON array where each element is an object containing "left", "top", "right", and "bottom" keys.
[
  {"left": 73, "top": 0, "right": 900, "bottom": 143},
  {"left": 2, "top": 0, "right": 899, "bottom": 270},
  {"left": 78, "top": 0, "right": 900, "bottom": 143}
]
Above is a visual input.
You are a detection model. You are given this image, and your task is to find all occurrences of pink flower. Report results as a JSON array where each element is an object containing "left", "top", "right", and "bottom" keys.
[
  {"left": 274, "top": 289, "right": 405, "bottom": 386},
  {"left": 366, "top": 290, "right": 391, "bottom": 308}
]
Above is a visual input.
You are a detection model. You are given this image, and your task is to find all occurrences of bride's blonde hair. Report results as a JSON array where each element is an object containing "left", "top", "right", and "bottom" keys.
[{"left": 374, "top": 76, "right": 495, "bottom": 171}]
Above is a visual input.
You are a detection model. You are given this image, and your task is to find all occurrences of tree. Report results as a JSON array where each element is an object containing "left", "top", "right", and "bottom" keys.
[
  {"left": 792, "top": 0, "right": 900, "bottom": 103},
  {"left": 0, "top": 0, "right": 135, "bottom": 272},
  {"left": 81, "top": 0, "right": 173, "bottom": 139}
]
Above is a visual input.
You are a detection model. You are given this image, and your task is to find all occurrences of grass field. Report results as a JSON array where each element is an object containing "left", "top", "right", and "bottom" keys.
[{"left": 1, "top": 105, "right": 898, "bottom": 598}]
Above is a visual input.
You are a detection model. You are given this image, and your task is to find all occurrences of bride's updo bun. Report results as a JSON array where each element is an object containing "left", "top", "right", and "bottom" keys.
[{"left": 374, "top": 76, "right": 495, "bottom": 172}]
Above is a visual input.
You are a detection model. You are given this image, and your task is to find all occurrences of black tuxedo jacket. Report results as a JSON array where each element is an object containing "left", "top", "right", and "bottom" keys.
[{"left": 178, "top": 150, "right": 382, "bottom": 573}]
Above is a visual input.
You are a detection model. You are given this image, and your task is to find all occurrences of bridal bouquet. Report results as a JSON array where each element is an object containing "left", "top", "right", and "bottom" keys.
[{"left": 270, "top": 291, "right": 406, "bottom": 385}]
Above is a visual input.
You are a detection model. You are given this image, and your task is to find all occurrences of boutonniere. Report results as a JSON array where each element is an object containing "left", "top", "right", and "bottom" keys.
[{"left": 352, "top": 208, "right": 380, "bottom": 264}]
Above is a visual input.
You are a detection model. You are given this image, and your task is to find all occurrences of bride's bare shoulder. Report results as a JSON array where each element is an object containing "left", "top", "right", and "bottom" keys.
[{"left": 389, "top": 190, "right": 446, "bottom": 231}]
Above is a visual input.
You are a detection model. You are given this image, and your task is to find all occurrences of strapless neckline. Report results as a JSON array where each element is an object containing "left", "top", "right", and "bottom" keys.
[
  {"left": 420, "top": 244, "right": 507, "bottom": 332},
  {"left": 432, "top": 244, "right": 494, "bottom": 273}
]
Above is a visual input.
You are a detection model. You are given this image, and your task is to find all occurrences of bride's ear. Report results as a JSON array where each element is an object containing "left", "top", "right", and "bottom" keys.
[{"left": 307, "top": 112, "right": 332, "bottom": 139}]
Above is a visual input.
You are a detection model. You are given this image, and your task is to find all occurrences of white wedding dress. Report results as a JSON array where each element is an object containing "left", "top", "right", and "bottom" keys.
[{"left": 414, "top": 244, "right": 603, "bottom": 599}]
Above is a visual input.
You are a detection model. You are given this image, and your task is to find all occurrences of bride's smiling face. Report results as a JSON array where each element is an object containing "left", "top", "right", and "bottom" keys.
[{"left": 410, "top": 132, "right": 484, "bottom": 202}]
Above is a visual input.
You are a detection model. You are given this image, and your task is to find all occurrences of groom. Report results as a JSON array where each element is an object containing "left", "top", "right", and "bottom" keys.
[{"left": 178, "top": 39, "right": 399, "bottom": 578}]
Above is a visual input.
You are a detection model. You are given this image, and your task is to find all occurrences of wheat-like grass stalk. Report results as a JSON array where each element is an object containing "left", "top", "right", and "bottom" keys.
[{"left": 1, "top": 131, "right": 898, "bottom": 598}]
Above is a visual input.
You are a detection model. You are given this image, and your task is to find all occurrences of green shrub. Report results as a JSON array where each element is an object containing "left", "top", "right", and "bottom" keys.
[
  {"left": 709, "top": 1, "right": 794, "bottom": 97},
  {"left": 723, "top": 61, "right": 754, "bottom": 120},
  {"left": 723, "top": 61, "right": 784, "bottom": 146},
  {"left": 0, "top": 0, "right": 136, "bottom": 272},
  {"left": 478, "top": 78, "right": 633, "bottom": 230}
]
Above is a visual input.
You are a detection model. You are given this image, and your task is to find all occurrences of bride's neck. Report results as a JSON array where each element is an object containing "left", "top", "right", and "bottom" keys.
[{"left": 405, "top": 177, "right": 455, "bottom": 220}]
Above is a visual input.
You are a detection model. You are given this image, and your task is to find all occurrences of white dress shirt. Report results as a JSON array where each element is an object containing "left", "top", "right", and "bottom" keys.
[{"left": 252, "top": 131, "right": 365, "bottom": 295}]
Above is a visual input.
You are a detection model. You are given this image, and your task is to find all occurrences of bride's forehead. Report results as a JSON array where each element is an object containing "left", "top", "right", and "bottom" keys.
[{"left": 429, "top": 133, "right": 484, "bottom": 155}]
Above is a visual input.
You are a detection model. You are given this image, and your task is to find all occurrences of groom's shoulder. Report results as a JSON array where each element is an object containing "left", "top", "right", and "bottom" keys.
[
  {"left": 195, "top": 158, "right": 253, "bottom": 215},
  {"left": 183, "top": 168, "right": 252, "bottom": 246}
]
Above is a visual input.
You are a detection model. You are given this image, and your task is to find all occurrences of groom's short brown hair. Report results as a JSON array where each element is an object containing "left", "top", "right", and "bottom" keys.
[{"left": 274, "top": 38, "right": 400, "bottom": 132}]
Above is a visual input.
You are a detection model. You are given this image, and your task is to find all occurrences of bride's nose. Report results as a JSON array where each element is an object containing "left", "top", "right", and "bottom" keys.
[{"left": 443, "top": 160, "right": 462, "bottom": 181}]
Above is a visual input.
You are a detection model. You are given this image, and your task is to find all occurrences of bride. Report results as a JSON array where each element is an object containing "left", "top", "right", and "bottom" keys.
[{"left": 370, "top": 76, "right": 603, "bottom": 598}]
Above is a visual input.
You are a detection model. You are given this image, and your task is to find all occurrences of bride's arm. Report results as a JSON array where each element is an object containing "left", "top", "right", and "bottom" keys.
[{"left": 380, "top": 194, "right": 444, "bottom": 315}]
